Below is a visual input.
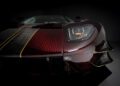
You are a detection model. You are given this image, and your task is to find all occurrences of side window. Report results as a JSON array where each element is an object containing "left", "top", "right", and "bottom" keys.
[{"left": 23, "top": 17, "right": 36, "bottom": 24}]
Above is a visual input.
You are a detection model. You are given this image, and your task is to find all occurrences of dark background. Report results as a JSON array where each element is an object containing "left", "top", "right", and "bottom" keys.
[{"left": 0, "top": 0, "right": 120, "bottom": 42}]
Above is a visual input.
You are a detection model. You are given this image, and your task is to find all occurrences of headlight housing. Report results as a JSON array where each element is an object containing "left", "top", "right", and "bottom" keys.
[{"left": 67, "top": 24, "right": 96, "bottom": 41}]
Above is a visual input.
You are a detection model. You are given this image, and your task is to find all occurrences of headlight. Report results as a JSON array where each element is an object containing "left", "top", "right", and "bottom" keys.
[{"left": 67, "top": 24, "right": 96, "bottom": 41}]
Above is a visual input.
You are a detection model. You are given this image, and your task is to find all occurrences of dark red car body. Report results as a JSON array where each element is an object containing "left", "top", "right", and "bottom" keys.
[{"left": 0, "top": 16, "right": 112, "bottom": 74}]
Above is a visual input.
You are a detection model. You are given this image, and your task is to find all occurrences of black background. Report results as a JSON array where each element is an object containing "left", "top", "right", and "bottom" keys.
[{"left": 0, "top": 0, "right": 120, "bottom": 42}]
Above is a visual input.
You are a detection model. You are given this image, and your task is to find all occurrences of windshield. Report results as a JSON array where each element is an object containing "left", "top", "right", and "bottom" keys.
[{"left": 22, "top": 16, "right": 68, "bottom": 24}]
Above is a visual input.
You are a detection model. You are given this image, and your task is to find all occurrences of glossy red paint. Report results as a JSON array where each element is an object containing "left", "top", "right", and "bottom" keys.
[{"left": 22, "top": 28, "right": 64, "bottom": 55}]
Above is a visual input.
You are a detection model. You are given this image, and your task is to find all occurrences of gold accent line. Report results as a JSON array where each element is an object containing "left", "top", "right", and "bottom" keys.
[
  {"left": 0, "top": 32, "right": 21, "bottom": 50},
  {"left": 0, "top": 28, "right": 22, "bottom": 47},
  {"left": 19, "top": 29, "right": 39, "bottom": 58}
]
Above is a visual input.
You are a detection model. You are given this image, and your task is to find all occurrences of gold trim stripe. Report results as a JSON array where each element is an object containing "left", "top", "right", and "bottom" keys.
[
  {"left": 0, "top": 31, "right": 21, "bottom": 50},
  {"left": 0, "top": 28, "right": 22, "bottom": 47},
  {"left": 20, "top": 29, "right": 39, "bottom": 58}
]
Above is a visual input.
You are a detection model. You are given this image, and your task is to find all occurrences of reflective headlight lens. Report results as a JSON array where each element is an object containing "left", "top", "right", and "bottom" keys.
[{"left": 68, "top": 24, "right": 96, "bottom": 41}]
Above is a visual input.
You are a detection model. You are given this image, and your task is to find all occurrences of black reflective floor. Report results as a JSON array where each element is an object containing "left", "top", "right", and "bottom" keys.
[
  {"left": 29, "top": 66, "right": 111, "bottom": 86},
  {"left": 0, "top": 64, "right": 111, "bottom": 86}
]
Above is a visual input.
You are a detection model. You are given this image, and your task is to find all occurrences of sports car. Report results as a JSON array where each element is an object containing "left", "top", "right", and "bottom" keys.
[{"left": 0, "top": 15, "right": 113, "bottom": 75}]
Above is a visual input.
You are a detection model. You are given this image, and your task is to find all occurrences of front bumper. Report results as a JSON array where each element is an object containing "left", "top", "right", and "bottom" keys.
[
  {"left": 90, "top": 41, "right": 113, "bottom": 67},
  {"left": 90, "top": 52, "right": 113, "bottom": 67}
]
